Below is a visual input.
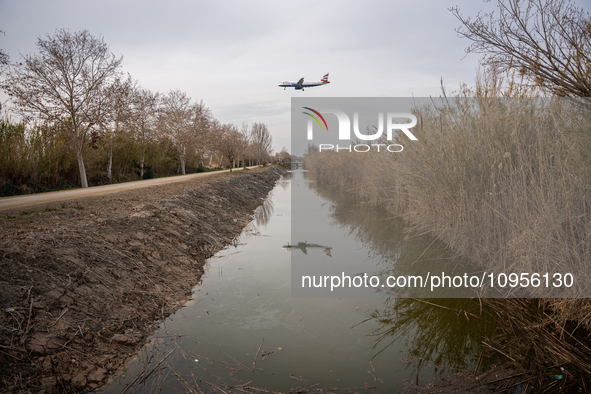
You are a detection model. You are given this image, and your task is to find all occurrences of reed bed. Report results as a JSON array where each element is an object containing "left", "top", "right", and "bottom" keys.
[
  {"left": 305, "top": 96, "right": 591, "bottom": 301},
  {"left": 483, "top": 299, "right": 591, "bottom": 392},
  {"left": 304, "top": 78, "right": 591, "bottom": 390}
]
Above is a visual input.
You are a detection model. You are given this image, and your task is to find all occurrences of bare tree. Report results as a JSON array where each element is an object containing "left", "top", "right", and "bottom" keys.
[
  {"left": 2, "top": 29, "right": 122, "bottom": 187},
  {"left": 190, "top": 99, "right": 213, "bottom": 168},
  {"left": 304, "top": 143, "right": 319, "bottom": 156},
  {"left": 0, "top": 30, "right": 9, "bottom": 113},
  {"left": 217, "top": 123, "right": 244, "bottom": 172},
  {"left": 130, "top": 87, "right": 159, "bottom": 178},
  {"left": 160, "top": 89, "right": 193, "bottom": 174},
  {"left": 103, "top": 75, "right": 134, "bottom": 183},
  {"left": 208, "top": 119, "right": 224, "bottom": 169},
  {"left": 240, "top": 122, "right": 251, "bottom": 169},
  {"left": 452, "top": 0, "right": 591, "bottom": 101},
  {"left": 276, "top": 147, "right": 290, "bottom": 159},
  {"left": 250, "top": 122, "right": 272, "bottom": 166},
  {"left": 0, "top": 30, "right": 8, "bottom": 75}
]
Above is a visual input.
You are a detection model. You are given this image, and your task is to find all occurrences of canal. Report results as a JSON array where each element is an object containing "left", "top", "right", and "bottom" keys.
[{"left": 99, "top": 169, "right": 497, "bottom": 393}]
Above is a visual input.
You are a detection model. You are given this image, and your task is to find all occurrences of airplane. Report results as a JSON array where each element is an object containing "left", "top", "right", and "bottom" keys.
[
  {"left": 283, "top": 242, "right": 333, "bottom": 257},
  {"left": 279, "top": 73, "right": 330, "bottom": 91}
]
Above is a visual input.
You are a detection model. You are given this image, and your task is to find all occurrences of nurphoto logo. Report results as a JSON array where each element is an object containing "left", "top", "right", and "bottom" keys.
[{"left": 302, "top": 107, "right": 418, "bottom": 152}]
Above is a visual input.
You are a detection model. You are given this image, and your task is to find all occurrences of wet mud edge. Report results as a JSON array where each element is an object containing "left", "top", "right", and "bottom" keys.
[{"left": 0, "top": 167, "right": 284, "bottom": 393}]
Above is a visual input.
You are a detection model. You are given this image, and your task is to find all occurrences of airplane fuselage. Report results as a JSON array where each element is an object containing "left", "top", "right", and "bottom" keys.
[
  {"left": 279, "top": 73, "right": 330, "bottom": 90},
  {"left": 278, "top": 81, "right": 328, "bottom": 89}
]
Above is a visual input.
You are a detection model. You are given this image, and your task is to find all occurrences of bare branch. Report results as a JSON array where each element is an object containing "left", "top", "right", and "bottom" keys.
[
  {"left": 1, "top": 29, "right": 123, "bottom": 187},
  {"left": 452, "top": 0, "right": 591, "bottom": 102}
]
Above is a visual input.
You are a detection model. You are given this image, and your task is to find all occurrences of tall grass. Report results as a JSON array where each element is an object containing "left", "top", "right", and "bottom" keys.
[
  {"left": 0, "top": 119, "right": 213, "bottom": 196},
  {"left": 305, "top": 92, "right": 591, "bottom": 300},
  {"left": 0, "top": 120, "right": 77, "bottom": 195}
]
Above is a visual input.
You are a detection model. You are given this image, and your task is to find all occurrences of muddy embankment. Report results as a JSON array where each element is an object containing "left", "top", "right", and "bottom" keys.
[{"left": 0, "top": 167, "right": 284, "bottom": 393}]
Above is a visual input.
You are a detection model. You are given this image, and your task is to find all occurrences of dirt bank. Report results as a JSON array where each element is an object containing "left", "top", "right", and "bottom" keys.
[{"left": 0, "top": 167, "right": 284, "bottom": 393}]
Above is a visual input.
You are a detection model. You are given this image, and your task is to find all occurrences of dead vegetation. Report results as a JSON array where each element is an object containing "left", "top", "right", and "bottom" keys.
[
  {"left": 408, "top": 299, "right": 591, "bottom": 392},
  {"left": 305, "top": 79, "right": 591, "bottom": 300},
  {"left": 409, "top": 299, "right": 591, "bottom": 392},
  {"left": 484, "top": 299, "right": 591, "bottom": 392},
  {"left": 112, "top": 338, "right": 378, "bottom": 394},
  {"left": 304, "top": 71, "right": 591, "bottom": 391},
  {"left": 0, "top": 166, "right": 283, "bottom": 393}
]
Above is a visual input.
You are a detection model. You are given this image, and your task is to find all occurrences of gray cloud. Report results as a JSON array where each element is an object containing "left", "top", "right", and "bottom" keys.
[{"left": 0, "top": 0, "right": 518, "bottom": 152}]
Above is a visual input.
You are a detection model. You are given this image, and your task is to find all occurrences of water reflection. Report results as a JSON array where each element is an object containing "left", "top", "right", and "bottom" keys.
[
  {"left": 283, "top": 242, "right": 333, "bottom": 257},
  {"left": 362, "top": 297, "right": 500, "bottom": 384},
  {"left": 253, "top": 192, "right": 274, "bottom": 227},
  {"left": 305, "top": 171, "right": 483, "bottom": 298},
  {"left": 276, "top": 170, "right": 291, "bottom": 190},
  {"left": 241, "top": 191, "right": 275, "bottom": 239},
  {"left": 306, "top": 173, "right": 500, "bottom": 378}
]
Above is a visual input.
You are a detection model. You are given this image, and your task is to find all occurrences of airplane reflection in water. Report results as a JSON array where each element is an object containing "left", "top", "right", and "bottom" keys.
[{"left": 283, "top": 242, "right": 333, "bottom": 257}]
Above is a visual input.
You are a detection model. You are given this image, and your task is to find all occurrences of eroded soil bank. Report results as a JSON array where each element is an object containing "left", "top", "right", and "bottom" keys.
[{"left": 0, "top": 167, "right": 284, "bottom": 393}]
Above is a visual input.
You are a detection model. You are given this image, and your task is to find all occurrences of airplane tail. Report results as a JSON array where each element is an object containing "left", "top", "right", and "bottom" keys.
[{"left": 321, "top": 73, "right": 329, "bottom": 83}]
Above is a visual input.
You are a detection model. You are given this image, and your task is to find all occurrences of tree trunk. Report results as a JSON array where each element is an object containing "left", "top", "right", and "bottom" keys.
[
  {"left": 107, "top": 141, "right": 113, "bottom": 183},
  {"left": 209, "top": 155, "right": 213, "bottom": 170},
  {"left": 180, "top": 155, "right": 186, "bottom": 175},
  {"left": 76, "top": 147, "right": 89, "bottom": 188},
  {"left": 180, "top": 146, "right": 186, "bottom": 175},
  {"left": 108, "top": 121, "right": 119, "bottom": 184},
  {"left": 74, "top": 123, "right": 89, "bottom": 188},
  {"left": 140, "top": 154, "right": 145, "bottom": 179}
]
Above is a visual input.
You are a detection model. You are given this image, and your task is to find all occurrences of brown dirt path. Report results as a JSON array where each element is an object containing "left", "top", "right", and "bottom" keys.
[
  {"left": 0, "top": 166, "right": 284, "bottom": 393},
  {"left": 0, "top": 167, "right": 260, "bottom": 212}
]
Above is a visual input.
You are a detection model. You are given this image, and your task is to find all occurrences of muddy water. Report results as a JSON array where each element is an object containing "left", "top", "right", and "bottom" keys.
[{"left": 99, "top": 170, "right": 497, "bottom": 393}]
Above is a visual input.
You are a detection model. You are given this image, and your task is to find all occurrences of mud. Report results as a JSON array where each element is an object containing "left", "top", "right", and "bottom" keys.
[{"left": 0, "top": 167, "right": 284, "bottom": 393}]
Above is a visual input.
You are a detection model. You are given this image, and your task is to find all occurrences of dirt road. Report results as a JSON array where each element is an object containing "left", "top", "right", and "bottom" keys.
[{"left": 0, "top": 167, "right": 260, "bottom": 212}]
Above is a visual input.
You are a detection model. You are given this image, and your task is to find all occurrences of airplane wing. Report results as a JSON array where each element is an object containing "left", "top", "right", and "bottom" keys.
[
  {"left": 296, "top": 77, "right": 304, "bottom": 89},
  {"left": 299, "top": 243, "right": 308, "bottom": 255}
]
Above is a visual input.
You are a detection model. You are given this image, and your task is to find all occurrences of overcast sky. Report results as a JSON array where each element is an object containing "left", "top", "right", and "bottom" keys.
[{"left": 0, "top": 0, "right": 501, "bottom": 152}]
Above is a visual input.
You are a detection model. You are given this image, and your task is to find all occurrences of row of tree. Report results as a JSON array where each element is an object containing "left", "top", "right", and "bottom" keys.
[{"left": 0, "top": 29, "right": 273, "bottom": 192}]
